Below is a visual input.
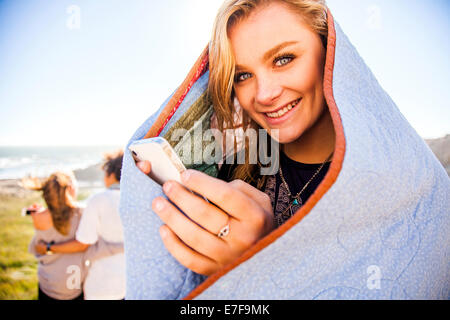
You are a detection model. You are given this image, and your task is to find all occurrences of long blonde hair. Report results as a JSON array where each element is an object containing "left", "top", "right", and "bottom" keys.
[
  {"left": 22, "top": 172, "right": 77, "bottom": 235},
  {"left": 208, "top": 0, "right": 328, "bottom": 187}
]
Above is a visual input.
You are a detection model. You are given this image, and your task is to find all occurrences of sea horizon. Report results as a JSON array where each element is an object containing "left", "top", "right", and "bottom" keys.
[{"left": 0, "top": 145, "right": 123, "bottom": 180}]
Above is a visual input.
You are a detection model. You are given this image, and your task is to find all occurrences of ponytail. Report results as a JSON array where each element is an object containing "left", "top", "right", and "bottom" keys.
[{"left": 22, "top": 172, "right": 76, "bottom": 235}]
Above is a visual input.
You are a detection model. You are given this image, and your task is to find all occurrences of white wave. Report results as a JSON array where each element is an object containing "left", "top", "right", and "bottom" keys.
[
  {"left": 0, "top": 157, "right": 35, "bottom": 169},
  {"left": 0, "top": 146, "right": 121, "bottom": 180}
]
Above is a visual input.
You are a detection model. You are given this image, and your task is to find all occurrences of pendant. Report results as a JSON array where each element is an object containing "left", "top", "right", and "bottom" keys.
[
  {"left": 279, "top": 196, "right": 303, "bottom": 223},
  {"left": 291, "top": 195, "right": 302, "bottom": 206}
]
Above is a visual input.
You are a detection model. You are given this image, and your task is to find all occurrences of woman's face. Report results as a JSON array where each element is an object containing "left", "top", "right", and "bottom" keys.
[{"left": 229, "top": 2, "right": 327, "bottom": 144}]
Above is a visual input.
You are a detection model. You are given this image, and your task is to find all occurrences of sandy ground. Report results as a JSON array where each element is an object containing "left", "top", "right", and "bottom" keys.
[{"left": 0, "top": 179, "right": 34, "bottom": 198}]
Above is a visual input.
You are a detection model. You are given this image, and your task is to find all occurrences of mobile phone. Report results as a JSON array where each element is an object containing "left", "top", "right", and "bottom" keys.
[
  {"left": 21, "top": 204, "right": 44, "bottom": 217},
  {"left": 129, "top": 137, "right": 186, "bottom": 186},
  {"left": 21, "top": 208, "right": 35, "bottom": 216}
]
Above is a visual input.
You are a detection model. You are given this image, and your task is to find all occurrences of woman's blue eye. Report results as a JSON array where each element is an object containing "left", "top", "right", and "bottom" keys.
[
  {"left": 235, "top": 72, "right": 252, "bottom": 83},
  {"left": 274, "top": 55, "right": 294, "bottom": 67}
]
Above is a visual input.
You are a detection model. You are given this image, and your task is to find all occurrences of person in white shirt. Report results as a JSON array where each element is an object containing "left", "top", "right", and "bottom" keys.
[{"left": 40, "top": 151, "right": 126, "bottom": 300}]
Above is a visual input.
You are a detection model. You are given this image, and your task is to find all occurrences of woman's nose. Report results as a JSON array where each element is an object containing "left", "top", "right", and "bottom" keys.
[{"left": 255, "top": 77, "right": 282, "bottom": 106}]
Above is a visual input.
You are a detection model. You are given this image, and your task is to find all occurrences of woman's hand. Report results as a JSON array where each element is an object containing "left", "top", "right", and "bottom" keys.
[
  {"left": 137, "top": 160, "right": 275, "bottom": 276},
  {"left": 35, "top": 240, "right": 48, "bottom": 255}
]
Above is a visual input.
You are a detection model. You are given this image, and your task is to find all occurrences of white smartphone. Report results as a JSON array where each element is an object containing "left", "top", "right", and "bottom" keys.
[{"left": 129, "top": 137, "right": 186, "bottom": 186}]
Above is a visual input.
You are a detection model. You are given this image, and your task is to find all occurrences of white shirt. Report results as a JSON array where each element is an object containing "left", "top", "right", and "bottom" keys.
[{"left": 76, "top": 184, "right": 126, "bottom": 300}]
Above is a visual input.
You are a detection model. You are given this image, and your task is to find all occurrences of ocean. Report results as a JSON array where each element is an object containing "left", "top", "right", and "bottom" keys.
[{"left": 0, "top": 145, "right": 123, "bottom": 181}]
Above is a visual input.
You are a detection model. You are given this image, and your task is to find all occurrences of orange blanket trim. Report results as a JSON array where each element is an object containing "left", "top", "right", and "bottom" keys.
[{"left": 142, "top": 9, "right": 345, "bottom": 300}]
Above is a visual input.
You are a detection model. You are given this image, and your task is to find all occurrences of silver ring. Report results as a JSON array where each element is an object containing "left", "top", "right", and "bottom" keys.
[{"left": 217, "top": 221, "right": 230, "bottom": 239}]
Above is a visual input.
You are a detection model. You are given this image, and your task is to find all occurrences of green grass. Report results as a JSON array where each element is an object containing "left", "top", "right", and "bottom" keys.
[
  {"left": 0, "top": 193, "right": 42, "bottom": 300},
  {"left": 0, "top": 190, "right": 92, "bottom": 300}
]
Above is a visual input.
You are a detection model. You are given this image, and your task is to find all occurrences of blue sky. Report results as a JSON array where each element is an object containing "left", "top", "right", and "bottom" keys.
[{"left": 0, "top": 0, "right": 449, "bottom": 146}]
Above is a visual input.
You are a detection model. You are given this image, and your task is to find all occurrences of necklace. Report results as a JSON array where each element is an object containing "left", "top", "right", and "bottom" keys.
[{"left": 279, "top": 152, "right": 334, "bottom": 217}]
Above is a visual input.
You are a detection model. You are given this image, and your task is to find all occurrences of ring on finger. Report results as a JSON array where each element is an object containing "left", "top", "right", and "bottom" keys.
[{"left": 217, "top": 216, "right": 231, "bottom": 239}]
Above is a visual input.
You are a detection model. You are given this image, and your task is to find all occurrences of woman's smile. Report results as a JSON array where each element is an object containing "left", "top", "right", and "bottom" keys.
[{"left": 263, "top": 97, "right": 302, "bottom": 124}]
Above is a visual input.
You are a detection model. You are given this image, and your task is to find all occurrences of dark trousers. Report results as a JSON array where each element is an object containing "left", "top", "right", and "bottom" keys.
[{"left": 38, "top": 285, "right": 84, "bottom": 301}]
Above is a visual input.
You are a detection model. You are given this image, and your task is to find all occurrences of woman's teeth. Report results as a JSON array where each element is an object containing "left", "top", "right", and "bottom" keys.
[{"left": 266, "top": 99, "right": 301, "bottom": 118}]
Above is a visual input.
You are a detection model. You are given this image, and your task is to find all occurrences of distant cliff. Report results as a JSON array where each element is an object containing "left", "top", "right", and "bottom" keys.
[
  {"left": 426, "top": 134, "right": 450, "bottom": 176},
  {"left": 73, "top": 163, "right": 104, "bottom": 183}
]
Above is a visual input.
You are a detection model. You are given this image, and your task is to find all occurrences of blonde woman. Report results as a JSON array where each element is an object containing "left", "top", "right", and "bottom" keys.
[
  {"left": 37, "top": 151, "right": 127, "bottom": 300},
  {"left": 136, "top": 0, "right": 332, "bottom": 277},
  {"left": 121, "top": 0, "right": 449, "bottom": 300},
  {"left": 25, "top": 172, "right": 123, "bottom": 300}
]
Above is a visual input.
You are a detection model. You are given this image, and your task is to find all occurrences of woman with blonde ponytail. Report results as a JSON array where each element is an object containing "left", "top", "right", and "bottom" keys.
[{"left": 25, "top": 172, "right": 123, "bottom": 300}]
